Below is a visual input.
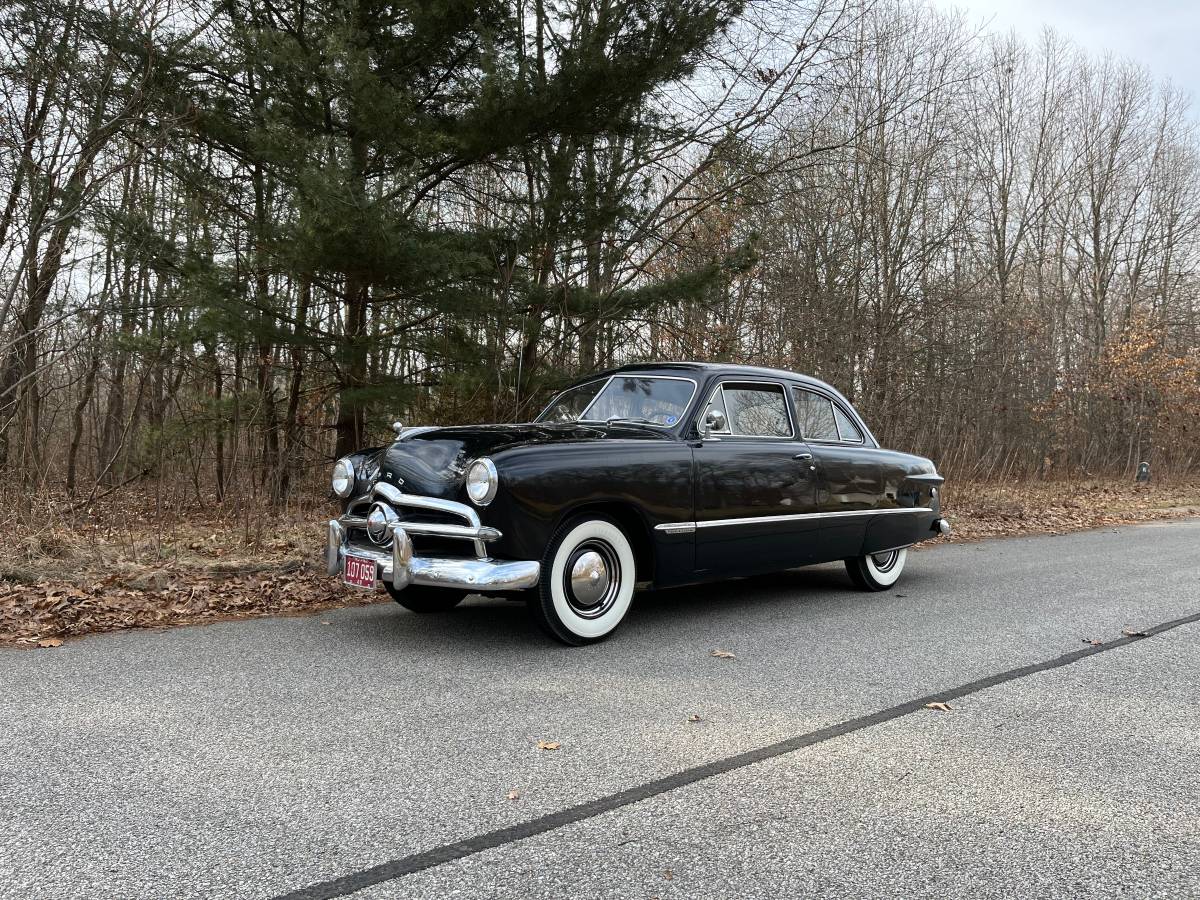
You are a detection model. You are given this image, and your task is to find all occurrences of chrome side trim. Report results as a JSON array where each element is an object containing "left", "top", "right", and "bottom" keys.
[
  {"left": 653, "top": 507, "right": 935, "bottom": 532},
  {"left": 658, "top": 523, "right": 697, "bottom": 535}
]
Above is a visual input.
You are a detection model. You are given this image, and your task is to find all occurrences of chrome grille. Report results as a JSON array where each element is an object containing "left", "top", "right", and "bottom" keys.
[{"left": 339, "top": 483, "right": 498, "bottom": 559}]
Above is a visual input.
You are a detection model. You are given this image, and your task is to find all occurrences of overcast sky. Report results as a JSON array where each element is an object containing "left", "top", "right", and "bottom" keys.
[{"left": 930, "top": 0, "right": 1200, "bottom": 110}]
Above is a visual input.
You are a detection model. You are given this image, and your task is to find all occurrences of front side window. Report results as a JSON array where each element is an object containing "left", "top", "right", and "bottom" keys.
[
  {"left": 537, "top": 375, "right": 695, "bottom": 427},
  {"left": 710, "top": 383, "right": 792, "bottom": 437}
]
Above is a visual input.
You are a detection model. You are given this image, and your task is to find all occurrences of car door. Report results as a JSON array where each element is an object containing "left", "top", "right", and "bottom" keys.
[
  {"left": 791, "top": 386, "right": 884, "bottom": 560},
  {"left": 693, "top": 380, "right": 823, "bottom": 577}
]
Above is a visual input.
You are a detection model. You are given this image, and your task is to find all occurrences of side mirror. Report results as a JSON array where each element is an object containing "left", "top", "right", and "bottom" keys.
[{"left": 701, "top": 408, "right": 726, "bottom": 438}]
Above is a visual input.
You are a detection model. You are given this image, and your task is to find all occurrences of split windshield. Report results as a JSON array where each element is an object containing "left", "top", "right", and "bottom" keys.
[{"left": 537, "top": 375, "right": 696, "bottom": 428}]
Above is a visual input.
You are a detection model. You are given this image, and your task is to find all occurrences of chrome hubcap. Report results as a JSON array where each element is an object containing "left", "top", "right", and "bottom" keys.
[
  {"left": 569, "top": 550, "right": 609, "bottom": 606},
  {"left": 563, "top": 540, "right": 620, "bottom": 618},
  {"left": 871, "top": 550, "right": 899, "bottom": 573}
]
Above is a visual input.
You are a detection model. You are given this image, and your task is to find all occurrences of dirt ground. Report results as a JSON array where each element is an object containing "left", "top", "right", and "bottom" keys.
[{"left": 2, "top": 478, "right": 1197, "bottom": 646}]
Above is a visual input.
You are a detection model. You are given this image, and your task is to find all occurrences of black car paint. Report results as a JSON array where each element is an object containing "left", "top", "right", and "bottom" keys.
[{"left": 341, "top": 363, "right": 943, "bottom": 589}]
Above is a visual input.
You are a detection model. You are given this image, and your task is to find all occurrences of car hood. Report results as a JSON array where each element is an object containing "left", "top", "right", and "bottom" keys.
[{"left": 369, "top": 422, "right": 669, "bottom": 498}]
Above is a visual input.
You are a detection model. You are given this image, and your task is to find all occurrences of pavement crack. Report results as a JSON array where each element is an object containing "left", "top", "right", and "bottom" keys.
[{"left": 272, "top": 608, "right": 1200, "bottom": 900}]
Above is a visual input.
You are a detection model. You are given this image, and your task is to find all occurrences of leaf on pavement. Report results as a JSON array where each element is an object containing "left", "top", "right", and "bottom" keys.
[
  {"left": 37, "top": 637, "right": 63, "bottom": 648},
  {"left": 1121, "top": 627, "right": 1149, "bottom": 637},
  {"left": 924, "top": 701, "right": 953, "bottom": 712},
  {"left": 710, "top": 649, "right": 736, "bottom": 659},
  {"left": 1082, "top": 638, "right": 1103, "bottom": 646},
  {"left": 687, "top": 714, "right": 703, "bottom": 723},
  {"left": 536, "top": 740, "right": 561, "bottom": 751},
  {"left": 506, "top": 789, "right": 521, "bottom": 801}
]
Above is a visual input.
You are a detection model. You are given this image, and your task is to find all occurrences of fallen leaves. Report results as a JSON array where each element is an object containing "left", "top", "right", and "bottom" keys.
[
  {"left": 924, "top": 701, "right": 953, "bottom": 712},
  {"left": 1082, "top": 638, "right": 1104, "bottom": 646},
  {"left": 1121, "top": 627, "right": 1149, "bottom": 638},
  {"left": 687, "top": 713, "right": 704, "bottom": 723},
  {"left": 937, "top": 478, "right": 1200, "bottom": 544},
  {"left": 536, "top": 740, "right": 561, "bottom": 751},
  {"left": 506, "top": 789, "right": 521, "bottom": 801},
  {"left": 1, "top": 564, "right": 376, "bottom": 646},
  {"left": 710, "top": 649, "right": 736, "bottom": 660},
  {"left": 36, "top": 637, "right": 63, "bottom": 649},
  {"left": 0, "top": 503, "right": 388, "bottom": 646}
]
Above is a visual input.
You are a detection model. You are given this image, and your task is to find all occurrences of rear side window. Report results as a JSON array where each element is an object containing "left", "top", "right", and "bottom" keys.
[
  {"left": 832, "top": 404, "right": 864, "bottom": 442},
  {"left": 793, "top": 389, "right": 839, "bottom": 441}
]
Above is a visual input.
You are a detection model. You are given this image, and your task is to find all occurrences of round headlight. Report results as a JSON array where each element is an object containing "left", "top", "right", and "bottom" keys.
[
  {"left": 465, "top": 457, "right": 498, "bottom": 506},
  {"left": 331, "top": 457, "right": 355, "bottom": 498}
]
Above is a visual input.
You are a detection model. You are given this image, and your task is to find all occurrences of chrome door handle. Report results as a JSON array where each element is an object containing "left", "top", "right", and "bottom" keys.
[{"left": 793, "top": 453, "right": 813, "bottom": 461}]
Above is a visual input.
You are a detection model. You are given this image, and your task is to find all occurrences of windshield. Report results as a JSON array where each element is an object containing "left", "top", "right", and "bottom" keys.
[{"left": 537, "top": 375, "right": 696, "bottom": 427}]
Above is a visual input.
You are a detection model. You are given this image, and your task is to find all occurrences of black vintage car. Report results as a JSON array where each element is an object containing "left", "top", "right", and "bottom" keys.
[{"left": 326, "top": 362, "right": 949, "bottom": 644}]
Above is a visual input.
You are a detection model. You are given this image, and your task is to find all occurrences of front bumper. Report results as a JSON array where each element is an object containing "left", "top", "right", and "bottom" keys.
[{"left": 325, "top": 484, "right": 541, "bottom": 593}]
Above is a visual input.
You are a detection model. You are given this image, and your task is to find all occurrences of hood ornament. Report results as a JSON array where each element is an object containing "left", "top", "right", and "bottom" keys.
[{"left": 392, "top": 421, "right": 404, "bottom": 438}]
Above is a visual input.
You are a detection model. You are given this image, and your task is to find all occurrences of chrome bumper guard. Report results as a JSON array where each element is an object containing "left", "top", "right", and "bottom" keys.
[{"left": 325, "top": 483, "right": 540, "bottom": 592}]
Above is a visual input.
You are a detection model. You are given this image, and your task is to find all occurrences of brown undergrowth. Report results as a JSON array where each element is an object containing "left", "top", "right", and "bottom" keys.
[
  {"left": 2, "top": 479, "right": 1198, "bottom": 646},
  {"left": 936, "top": 478, "right": 1200, "bottom": 543},
  {"left": 0, "top": 492, "right": 377, "bottom": 646}
]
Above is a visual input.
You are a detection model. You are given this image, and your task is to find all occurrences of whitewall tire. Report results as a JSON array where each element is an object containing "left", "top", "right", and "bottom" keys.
[
  {"left": 845, "top": 547, "right": 908, "bottom": 591},
  {"left": 530, "top": 516, "right": 637, "bottom": 645}
]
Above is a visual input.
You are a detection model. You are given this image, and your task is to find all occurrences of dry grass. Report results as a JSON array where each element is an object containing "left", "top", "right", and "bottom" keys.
[{"left": 2, "top": 478, "right": 1199, "bottom": 646}]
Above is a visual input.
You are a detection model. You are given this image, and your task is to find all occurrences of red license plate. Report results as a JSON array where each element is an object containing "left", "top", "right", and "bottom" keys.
[{"left": 342, "top": 554, "right": 377, "bottom": 589}]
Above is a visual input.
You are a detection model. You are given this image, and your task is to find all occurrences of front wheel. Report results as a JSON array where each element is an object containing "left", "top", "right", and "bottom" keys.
[
  {"left": 385, "top": 583, "right": 468, "bottom": 613},
  {"left": 529, "top": 516, "right": 637, "bottom": 645},
  {"left": 845, "top": 548, "right": 908, "bottom": 591}
]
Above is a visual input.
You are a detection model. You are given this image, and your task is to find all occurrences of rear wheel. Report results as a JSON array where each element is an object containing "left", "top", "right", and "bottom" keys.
[
  {"left": 385, "top": 584, "right": 468, "bottom": 613},
  {"left": 845, "top": 548, "right": 908, "bottom": 591},
  {"left": 529, "top": 516, "right": 637, "bottom": 645}
]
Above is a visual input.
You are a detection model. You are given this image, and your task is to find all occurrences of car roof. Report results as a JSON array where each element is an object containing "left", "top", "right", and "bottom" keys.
[
  {"left": 555, "top": 361, "right": 879, "bottom": 446},
  {"left": 586, "top": 361, "right": 841, "bottom": 394}
]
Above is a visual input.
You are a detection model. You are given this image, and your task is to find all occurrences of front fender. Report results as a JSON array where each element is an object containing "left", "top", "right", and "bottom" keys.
[{"left": 482, "top": 441, "right": 694, "bottom": 564}]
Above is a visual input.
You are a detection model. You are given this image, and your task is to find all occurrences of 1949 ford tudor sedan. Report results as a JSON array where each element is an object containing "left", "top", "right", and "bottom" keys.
[{"left": 326, "top": 362, "right": 949, "bottom": 644}]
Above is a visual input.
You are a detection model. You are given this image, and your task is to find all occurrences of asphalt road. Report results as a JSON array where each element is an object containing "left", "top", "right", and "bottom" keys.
[{"left": 1, "top": 520, "right": 1198, "bottom": 899}]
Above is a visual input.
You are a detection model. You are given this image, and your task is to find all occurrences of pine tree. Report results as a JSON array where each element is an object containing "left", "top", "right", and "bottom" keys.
[{"left": 160, "top": 0, "right": 744, "bottom": 457}]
